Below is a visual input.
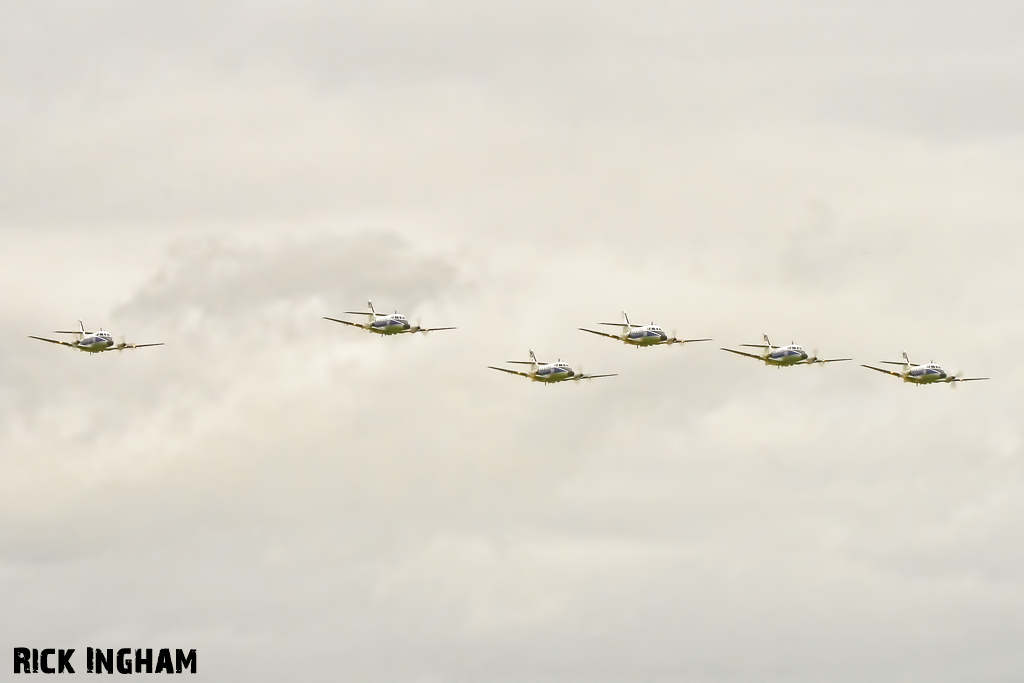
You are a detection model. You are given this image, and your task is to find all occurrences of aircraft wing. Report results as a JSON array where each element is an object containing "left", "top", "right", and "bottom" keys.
[
  {"left": 108, "top": 342, "right": 164, "bottom": 351},
  {"left": 950, "top": 376, "right": 989, "bottom": 383},
  {"left": 721, "top": 347, "right": 765, "bottom": 361},
  {"left": 861, "top": 364, "right": 902, "bottom": 378},
  {"left": 488, "top": 366, "right": 531, "bottom": 378},
  {"left": 801, "top": 357, "right": 853, "bottom": 365},
  {"left": 572, "top": 373, "right": 617, "bottom": 381},
  {"left": 669, "top": 337, "right": 713, "bottom": 345},
  {"left": 323, "top": 316, "right": 370, "bottom": 330},
  {"left": 407, "top": 326, "right": 456, "bottom": 334},
  {"left": 578, "top": 328, "right": 623, "bottom": 341},
  {"left": 28, "top": 335, "right": 78, "bottom": 349}
]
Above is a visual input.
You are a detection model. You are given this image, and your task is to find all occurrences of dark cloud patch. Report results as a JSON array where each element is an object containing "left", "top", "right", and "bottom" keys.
[{"left": 117, "top": 231, "right": 460, "bottom": 328}]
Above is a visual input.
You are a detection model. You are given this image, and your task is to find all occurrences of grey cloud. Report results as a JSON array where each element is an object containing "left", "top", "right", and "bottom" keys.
[{"left": 7, "top": 1, "right": 1024, "bottom": 229}]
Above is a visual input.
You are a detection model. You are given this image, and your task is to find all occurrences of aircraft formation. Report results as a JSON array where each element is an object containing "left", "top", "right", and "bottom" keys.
[{"left": 29, "top": 302, "right": 989, "bottom": 387}]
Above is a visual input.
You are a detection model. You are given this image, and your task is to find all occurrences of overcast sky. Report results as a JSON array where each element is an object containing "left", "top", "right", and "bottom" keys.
[{"left": 2, "top": 1, "right": 1024, "bottom": 680}]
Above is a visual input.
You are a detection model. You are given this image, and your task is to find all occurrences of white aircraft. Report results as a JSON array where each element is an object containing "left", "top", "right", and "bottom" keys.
[
  {"left": 579, "top": 311, "right": 711, "bottom": 348},
  {"left": 29, "top": 320, "right": 163, "bottom": 353},
  {"left": 862, "top": 351, "right": 988, "bottom": 385},
  {"left": 324, "top": 301, "right": 455, "bottom": 336},
  {"left": 489, "top": 350, "right": 616, "bottom": 384},
  {"left": 721, "top": 334, "right": 851, "bottom": 367}
]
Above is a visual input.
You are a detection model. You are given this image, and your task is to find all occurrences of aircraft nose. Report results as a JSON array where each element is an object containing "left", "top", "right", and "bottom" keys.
[
  {"left": 660, "top": 333, "right": 667, "bottom": 341},
  {"left": 566, "top": 369, "right": 575, "bottom": 377}
]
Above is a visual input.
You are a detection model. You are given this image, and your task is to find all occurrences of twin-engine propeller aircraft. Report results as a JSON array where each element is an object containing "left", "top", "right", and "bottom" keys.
[
  {"left": 579, "top": 311, "right": 711, "bottom": 348},
  {"left": 29, "top": 320, "right": 163, "bottom": 353},
  {"left": 489, "top": 350, "right": 616, "bottom": 384},
  {"left": 324, "top": 301, "right": 455, "bottom": 336},
  {"left": 721, "top": 334, "right": 851, "bottom": 367},
  {"left": 862, "top": 352, "right": 988, "bottom": 385}
]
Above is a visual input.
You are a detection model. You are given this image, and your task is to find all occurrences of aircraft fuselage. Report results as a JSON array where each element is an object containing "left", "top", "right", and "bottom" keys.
[
  {"left": 624, "top": 326, "right": 669, "bottom": 346},
  {"left": 901, "top": 364, "right": 948, "bottom": 383},
  {"left": 532, "top": 363, "right": 575, "bottom": 382},
  {"left": 763, "top": 346, "right": 809, "bottom": 366},
  {"left": 76, "top": 333, "right": 114, "bottom": 353},
  {"left": 369, "top": 316, "right": 412, "bottom": 335}
]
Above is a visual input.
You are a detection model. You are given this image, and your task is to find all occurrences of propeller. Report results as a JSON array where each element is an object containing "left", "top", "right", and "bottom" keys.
[{"left": 807, "top": 348, "right": 820, "bottom": 365}]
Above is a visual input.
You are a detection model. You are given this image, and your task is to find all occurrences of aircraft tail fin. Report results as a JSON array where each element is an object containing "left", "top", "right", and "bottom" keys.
[
  {"left": 508, "top": 349, "right": 542, "bottom": 368},
  {"left": 880, "top": 350, "right": 913, "bottom": 370},
  {"left": 343, "top": 301, "right": 378, "bottom": 317},
  {"left": 54, "top": 320, "right": 86, "bottom": 339}
]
